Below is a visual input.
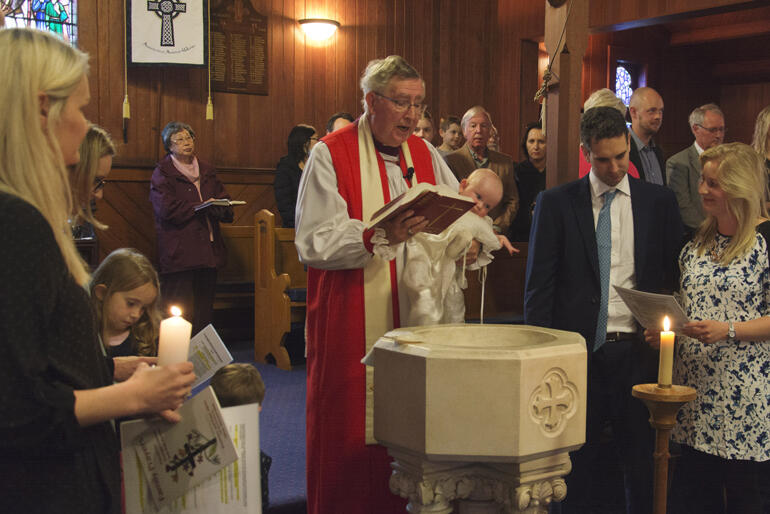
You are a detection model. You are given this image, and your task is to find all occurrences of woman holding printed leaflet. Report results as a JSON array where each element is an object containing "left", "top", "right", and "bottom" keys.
[
  {"left": 646, "top": 143, "right": 770, "bottom": 513},
  {"left": 150, "top": 121, "right": 234, "bottom": 333},
  {"left": 0, "top": 28, "right": 194, "bottom": 513}
]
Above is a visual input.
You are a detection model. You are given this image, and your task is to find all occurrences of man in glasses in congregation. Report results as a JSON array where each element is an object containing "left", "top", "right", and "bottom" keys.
[{"left": 666, "top": 103, "right": 726, "bottom": 237}]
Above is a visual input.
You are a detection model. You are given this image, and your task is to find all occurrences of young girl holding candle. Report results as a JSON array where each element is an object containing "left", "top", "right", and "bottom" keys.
[{"left": 91, "top": 248, "right": 162, "bottom": 358}]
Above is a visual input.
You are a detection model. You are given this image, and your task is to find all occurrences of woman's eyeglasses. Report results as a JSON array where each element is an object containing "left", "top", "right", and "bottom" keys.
[
  {"left": 170, "top": 134, "right": 194, "bottom": 145},
  {"left": 92, "top": 177, "right": 108, "bottom": 193}
]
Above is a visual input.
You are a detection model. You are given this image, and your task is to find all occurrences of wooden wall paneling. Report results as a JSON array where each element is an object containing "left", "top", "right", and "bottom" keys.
[
  {"left": 519, "top": 39, "right": 540, "bottom": 162},
  {"left": 494, "top": 0, "right": 545, "bottom": 162},
  {"left": 293, "top": 1, "right": 307, "bottom": 141},
  {"left": 719, "top": 83, "right": 770, "bottom": 145},
  {"left": 482, "top": 2, "right": 494, "bottom": 117},
  {"left": 81, "top": 0, "right": 532, "bottom": 172},
  {"left": 341, "top": 0, "right": 360, "bottom": 118},
  {"left": 96, "top": 171, "right": 158, "bottom": 262},
  {"left": 269, "top": 0, "right": 292, "bottom": 164},
  {"left": 80, "top": 0, "right": 99, "bottom": 123},
  {"left": 581, "top": 32, "right": 611, "bottom": 102},
  {"left": 95, "top": 167, "right": 280, "bottom": 264},
  {"left": 309, "top": 22, "right": 329, "bottom": 131},
  {"left": 657, "top": 43, "right": 722, "bottom": 158},
  {"left": 427, "top": 0, "right": 441, "bottom": 135},
  {"left": 80, "top": 0, "right": 770, "bottom": 175},
  {"left": 435, "top": 0, "right": 452, "bottom": 120}
]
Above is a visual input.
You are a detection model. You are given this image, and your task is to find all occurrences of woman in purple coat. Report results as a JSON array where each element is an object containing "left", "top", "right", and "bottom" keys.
[{"left": 150, "top": 121, "right": 233, "bottom": 333}]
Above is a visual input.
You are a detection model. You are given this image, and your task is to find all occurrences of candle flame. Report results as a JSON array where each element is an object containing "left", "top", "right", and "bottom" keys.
[
  {"left": 663, "top": 316, "right": 670, "bottom": 331},
  {"left": 170, "top": 306, "right": 182, "bottom": 317}
]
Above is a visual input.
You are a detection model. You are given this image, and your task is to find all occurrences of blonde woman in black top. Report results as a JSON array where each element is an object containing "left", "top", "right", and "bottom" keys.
[{"left": 0, "top": 28, "right": 194, "bottom": 513}]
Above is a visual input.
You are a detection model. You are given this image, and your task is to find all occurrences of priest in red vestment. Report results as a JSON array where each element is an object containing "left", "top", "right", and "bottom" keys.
[{"left": 295, "top": 55, "right": 465, "bottom": 514}]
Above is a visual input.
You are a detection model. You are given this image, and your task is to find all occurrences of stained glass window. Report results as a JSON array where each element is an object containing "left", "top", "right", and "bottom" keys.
[
  {"left": 615, "top": 65, "right": 632, "bottom": 107},
  {"left": 4, "top": 1, "right": 78, "bottom": 46}
]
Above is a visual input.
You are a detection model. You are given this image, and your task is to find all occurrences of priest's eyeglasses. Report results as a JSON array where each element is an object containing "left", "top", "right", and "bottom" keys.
[{"left": 374, "top": 92, "right": 426, "bottom": 114}]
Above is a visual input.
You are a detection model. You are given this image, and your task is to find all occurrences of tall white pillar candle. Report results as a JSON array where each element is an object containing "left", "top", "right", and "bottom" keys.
[
  {"left": 157, "top": 306, "right": 192, "bottom": 366},
  {"left": 657, "top": 316, "right": 675, "bottom": 388}
]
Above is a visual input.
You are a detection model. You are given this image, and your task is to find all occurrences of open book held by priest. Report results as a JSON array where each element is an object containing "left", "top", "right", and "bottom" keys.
[{"left": 366, "top": 183, "right": 474, "bottom": 235}]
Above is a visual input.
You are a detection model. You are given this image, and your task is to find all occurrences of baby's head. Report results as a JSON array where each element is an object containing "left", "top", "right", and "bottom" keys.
[
  {"left": 90, "top": 248, "right": 161, "bottom": 355},
  {"left": 459, "top": 168, "right": 503, "bottom": 218},
  {"left": 211, "top": 363, "right": 266, "bottom": 409}
]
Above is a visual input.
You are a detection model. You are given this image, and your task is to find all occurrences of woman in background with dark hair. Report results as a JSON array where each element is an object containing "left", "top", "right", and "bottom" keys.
[
  {"left": 274, "top": 124, "right": 318, "bottom": 227},
  {"left": 508, "top": 121, "right": 546, "bottom": 241}
]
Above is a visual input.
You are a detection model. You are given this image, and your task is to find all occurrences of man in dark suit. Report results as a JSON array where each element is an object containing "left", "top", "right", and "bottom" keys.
[
  {"left": 628, "top": 87, "right": 666, "bottom": 185},
  {"left": 525, "top": 107, "right": 684, "bottom": 514},
  {"left": 444, "top": 106, "right": 519, "bottom": 234},
  {"left": 666, "top": 103, "right": 726, "bottom": 235}
]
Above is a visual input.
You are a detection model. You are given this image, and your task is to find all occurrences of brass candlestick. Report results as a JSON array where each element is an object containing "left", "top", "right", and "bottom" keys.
[{"left": 632, "top": 383, "right": 696, "bottom": 514}]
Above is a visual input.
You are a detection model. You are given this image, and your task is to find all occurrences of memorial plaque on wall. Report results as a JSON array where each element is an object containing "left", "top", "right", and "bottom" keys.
[{"left": 211, "top": 0, "right": 268, "bottom": 95}]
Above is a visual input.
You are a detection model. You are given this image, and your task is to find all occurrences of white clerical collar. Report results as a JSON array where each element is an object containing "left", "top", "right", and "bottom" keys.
[
  {"left": 589, "top": 171, "right": 631, "bottom": 200},
  {"left": 694, "top": 141, "right": 705, "bottom": 155}
]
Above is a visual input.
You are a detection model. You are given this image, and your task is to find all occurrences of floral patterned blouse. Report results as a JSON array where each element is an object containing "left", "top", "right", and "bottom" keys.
[{"left": 672, "top": 226, "right": 770, "bottom": 461}]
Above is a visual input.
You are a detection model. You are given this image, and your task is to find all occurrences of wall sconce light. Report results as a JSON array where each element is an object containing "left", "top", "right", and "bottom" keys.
[{"left": 298, "top": 18, "right": 340, "bottom": 42}]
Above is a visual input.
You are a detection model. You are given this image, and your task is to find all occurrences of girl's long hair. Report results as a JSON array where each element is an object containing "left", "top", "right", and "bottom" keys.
[
  {"left": 72, "top": 124, "right": 115, "bottom": 229},
  {"left": 90, "top": 248, "right": 162, "bottom": 356}
]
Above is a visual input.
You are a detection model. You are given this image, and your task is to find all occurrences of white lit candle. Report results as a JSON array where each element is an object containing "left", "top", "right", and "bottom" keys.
[
  {"left": 657, "top": 316, "right": 675, "bottom": 388},
  {"left": 157, "top": 306, "right": 192, "bottom": 366}
]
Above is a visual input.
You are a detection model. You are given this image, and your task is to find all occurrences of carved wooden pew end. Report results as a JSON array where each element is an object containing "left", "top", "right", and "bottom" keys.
[{"left": 254, "top": 210, "right": 307, "bottom": 370}]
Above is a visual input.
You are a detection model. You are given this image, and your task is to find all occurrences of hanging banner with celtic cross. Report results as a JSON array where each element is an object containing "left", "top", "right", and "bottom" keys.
[{"left": 127, "top": 0, "right": 207, "bottom": 66}]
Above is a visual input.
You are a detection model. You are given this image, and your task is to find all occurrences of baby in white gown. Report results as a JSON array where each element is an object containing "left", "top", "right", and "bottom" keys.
[{"left": 402, "top": 168, "right": 516, "bottom": 326}]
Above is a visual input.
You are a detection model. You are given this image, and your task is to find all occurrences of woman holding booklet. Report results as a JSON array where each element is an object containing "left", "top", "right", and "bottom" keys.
[
  {"left": 0, "top": 28, "right": 195, "bottom": 513},
  {"left": 150, "top": 121, "right": 235, "bottom": 332},
  {"left": 647, "top": 143, "right": 770, "bottom": 513}
]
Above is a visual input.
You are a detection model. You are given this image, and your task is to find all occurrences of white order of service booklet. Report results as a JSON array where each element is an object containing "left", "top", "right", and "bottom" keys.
[
  {"left": 121, "top": 387, "right": 256, "bottom": 513},
  {"left": 188, "top": 324, "right": 233, "bottom": 389},
  {"left": 613, "top": 285, "right": 690, "bottom": 331}
]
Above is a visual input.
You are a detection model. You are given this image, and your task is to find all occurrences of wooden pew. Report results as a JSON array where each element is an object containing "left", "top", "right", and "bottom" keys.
[
  {"left": 254, "top": 210, "right": 307, "bottom": 370},
  {"left": 215, "top": 224, "right": 256, "bottom": 343}
]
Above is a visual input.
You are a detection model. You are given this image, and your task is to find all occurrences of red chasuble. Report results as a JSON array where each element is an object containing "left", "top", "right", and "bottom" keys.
[{"left": 305, "top": 121, "right": 436, "bottom": 514}]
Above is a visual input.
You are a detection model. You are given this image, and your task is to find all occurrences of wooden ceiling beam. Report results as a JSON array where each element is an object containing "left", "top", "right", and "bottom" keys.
[{"left": 669, "top": 19, "right": 770, "bottom": 46}]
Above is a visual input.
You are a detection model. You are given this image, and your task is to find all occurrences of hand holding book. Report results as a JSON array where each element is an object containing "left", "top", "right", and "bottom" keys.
[
  {"left": 366, "top": 183, "right": 475, "bottom": 240},
  {"left": 194, "top": 198, "right": 246, "bottom": 212},
  {"left": 381, "top": 209, "right": 428, "bottom": 244}
]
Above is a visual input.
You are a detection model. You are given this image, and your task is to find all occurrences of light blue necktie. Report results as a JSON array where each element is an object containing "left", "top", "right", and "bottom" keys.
[{"left": 594, "top": 190, "right": 617, "bottom": 352}]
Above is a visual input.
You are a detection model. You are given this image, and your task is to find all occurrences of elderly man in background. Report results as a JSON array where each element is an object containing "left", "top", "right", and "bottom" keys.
[
  {"left": 666, "top": 103, "right": 726, "bottom": 235},
  {"left": 295, "top": 55, "right": 459, "bottom": 514},
  {"left": 445, "top": 106, "right": 519, "bottom": 234},
  {"left": 629, "top": 87, "right": 666, "bottom": 185}
]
